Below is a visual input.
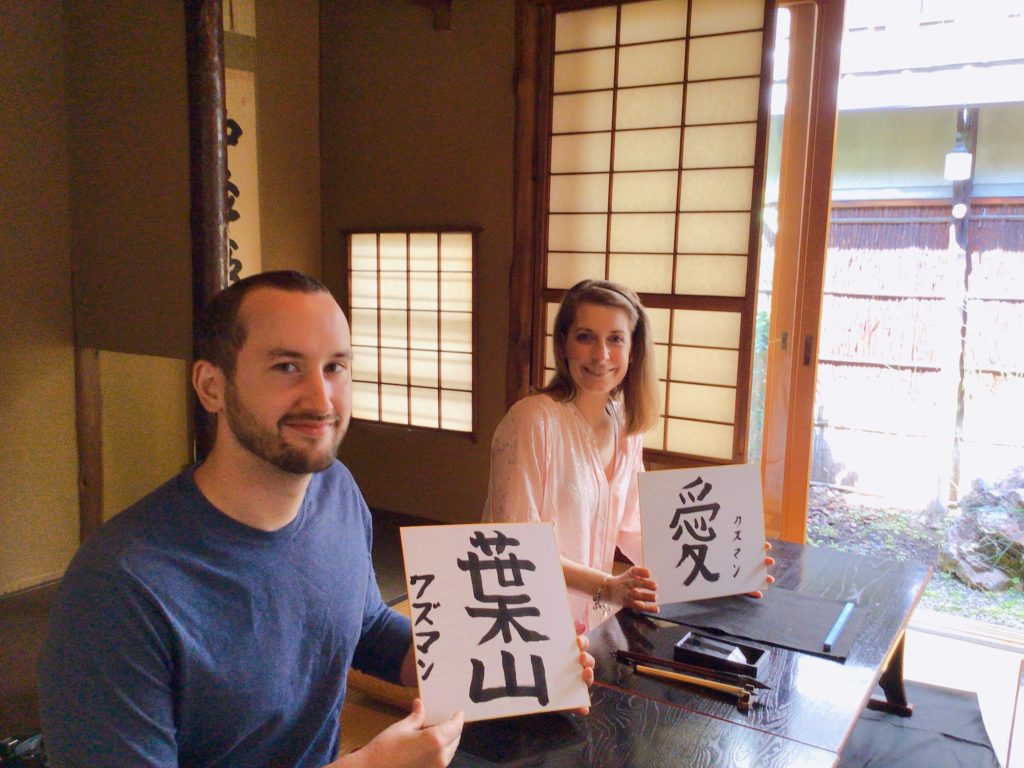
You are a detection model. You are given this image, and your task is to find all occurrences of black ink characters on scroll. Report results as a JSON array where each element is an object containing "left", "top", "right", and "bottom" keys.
[
  {"left": 458, "top": 530, "right": 549, "bottom": 706},
  {"left": 669, "top": 476, "right": 721, "bottom": 587}
]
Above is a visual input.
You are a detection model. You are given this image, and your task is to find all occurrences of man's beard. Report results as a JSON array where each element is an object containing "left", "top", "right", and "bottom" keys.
[{"left": 223, "top": 380, "right": 344, "bottom": 475}]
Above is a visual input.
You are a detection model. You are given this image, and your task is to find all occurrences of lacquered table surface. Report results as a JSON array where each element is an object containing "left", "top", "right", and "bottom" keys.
[{"left": 451, "top": 541, "right": 932, "bottom": 768}]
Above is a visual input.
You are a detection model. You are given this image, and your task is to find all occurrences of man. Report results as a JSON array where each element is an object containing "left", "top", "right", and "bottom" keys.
[{"left": 40, "top": 272, "right": 592, "bottom": 767}]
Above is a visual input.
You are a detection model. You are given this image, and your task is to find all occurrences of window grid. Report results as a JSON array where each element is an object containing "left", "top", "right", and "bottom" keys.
[
  {"left": 345, "top": 229, "right": 476, "bottom": 435},
  {"left": 538, "top": 0, "right": 770, "bottom": 464}
]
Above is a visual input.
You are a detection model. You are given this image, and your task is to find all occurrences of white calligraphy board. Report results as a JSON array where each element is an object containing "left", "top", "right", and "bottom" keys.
[
  {"left": 400, "top": 523, "right": 590, "bottom": 726},
  {"left": 640, "top": 463, "right": 767, "bottom": 604}
]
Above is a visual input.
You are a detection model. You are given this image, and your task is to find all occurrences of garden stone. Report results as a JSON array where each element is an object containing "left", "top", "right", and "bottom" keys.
[{"left": 940, "top": 512, "right": 1013, "bottom": 592}]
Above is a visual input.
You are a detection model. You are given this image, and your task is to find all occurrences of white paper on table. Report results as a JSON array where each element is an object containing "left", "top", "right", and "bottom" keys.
[
  {"left": 639, "top": 463, "right": 767, "bottom": 604},
  {"left": 400, "top": 522, "right": 590, "bottom": 726}
]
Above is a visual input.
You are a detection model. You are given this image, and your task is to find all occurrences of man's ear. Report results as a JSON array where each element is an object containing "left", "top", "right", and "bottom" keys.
[{"left": 192, "top": 359, "right": 226, "bottom": 414}]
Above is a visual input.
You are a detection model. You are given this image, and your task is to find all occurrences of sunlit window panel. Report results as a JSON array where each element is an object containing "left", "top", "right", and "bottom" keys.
[
  {"left": 615, "top": 85, "right": 684, "bottom": 130},
  {"left": 643, "top": 416, "right": 666, "bottom": 450},
  {"left": 546, "top": 302, "right": 559, "bottom": 335},
  {"left": 677, "top": 212, "right": 751, "bottom": 254},
  {"left": 668, "top": 382, "right": 736, "bottom": 422},
  {"left": 409, "top": 310, "right": 439, "bottom": 351},
  {"left": 609, "top": 213, "right": 675, "bottom": 253},
  {"left": 349, "top": 308, "right": 378, "bottom": 347},
  {"left": 352, "top": 346, "right": 378, "bottom": 382},
  {"left": 409, "top": 349, "right": 438, "bottom": 388},
  {"left": 553, "top": 91, "right": 613, "bottom": 133},
  {"left": 678, "top": 168, "right": 754, "bottom": 212},
  {"left": 440, "top": 312, "right": 472, "bottom": 353},
  {"left": 614, "top": 128, "right": 681, "bottom": 171},
  {"left": 440, "top": 271, "right": 472, "bottom": 312},
  {"left": 555, "top": 5, "right": 617, "bottom": 51},
  {"left": 687, "top": 32, "right": 762, "bottom": 80},
  {"left": 410, "top": 387, "right": 439, "bottom": 428},
  {"left": 379, "top": 347, "right": 408, "bottom": 386},
  {"left": 652, "top": 344, "right": 669, "bottom": 380},
  {"left": 441, "top": 390, "right": 473, "bottom": 432},
  {"left": 379, "top": 272, "right": 407, "bottom": 310},
  {"left": 351, "top": 234, "right": 377, "bottom": 271},
  {"left": 608, "top": 252, "right": 673, "bottom": 294},
  {"left": 672, "top": 309, "right": 741, "bottom": 348},
  {"left": 352, "top": 381, "right": 379, "bottom": 421},
  {"left": 440, "top": 233, "right": 473, "bottom": 271},
  {"left": 409, "top": 233, "right": 438, "bottom": 271},
  {"left": 547, "top": 251, "right": 606, "bottom": 289},
  {"left": 647, "top": 307, "right": 671, "bottom": 344},
  {"left": 441, "top": 351, "right": 473, "bottom": 391},
  {"left": 675, "top": 254, "right": 748, "bottom": 296},
  {"left": 551, "top": 133, "right": 612, "bottom": 174},
  {"left": 685, "top": 78, "right": 760, "bottom": 125},
  {"left": 690, "top": 0, "right": 763, "bottom": 35},
  {"left": 345, "top": 229, "right": 475, "bottom": 434},
  {"left": 350, "top": 272, "right": 377, "bottom": 309},
  {"left": 550, "top": 174, "right": 610, "bottom": 213},
  {"left": 670, "top": 347, "right": 739, "bottom": 386},
  {"left": 681, "top": 124, "right": 758, "bottom": 168},
  {"left": 379, "top": 309, "right": 408, "bottom": 348},
  {"left": 409, "top": 272, "right": 438, "bottom": 310},
  {"left": 379, "top": 234, "right": 407, "bottom": 271},
  {"left": 666, "top": 419, "right": 734, "bottom": 459},
  {"left": 548, "top": 213, "right": 608, "bottom": 253},
  {"left": 619, "top": 0, "right": 688, "bottom": 44},
  {"left": 554, "top": 49, "right": 616, "bottom": 93},
  {"left": 380, "top": 384, "right": 409, "bottom": 425},
  {"left": 612, "top": 171, "right": 677, "bottom": 212},
  {"left": 617, "top": 40, "right": 686, "bottom": 87}
]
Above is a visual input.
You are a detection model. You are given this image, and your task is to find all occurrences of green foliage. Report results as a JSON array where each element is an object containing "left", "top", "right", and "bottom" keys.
[
  {"left": 746, "top": 309, "right": 771, "bottom": 464},
  {"left": 921, "top": 572, "right": 1024, "bottom": 628}
]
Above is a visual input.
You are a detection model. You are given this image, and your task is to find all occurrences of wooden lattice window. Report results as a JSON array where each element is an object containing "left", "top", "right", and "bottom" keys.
[
  {"left": 344, "top": 230, "right": 476, "bottom": 434},
  {"left": 527, "top": 0, "right": 775, "bottom": 464}
]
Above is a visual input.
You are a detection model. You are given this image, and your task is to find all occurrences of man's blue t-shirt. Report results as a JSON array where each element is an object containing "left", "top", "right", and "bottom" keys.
[{"left": 39, "top": 461, "right": 411, "bottom": 767}]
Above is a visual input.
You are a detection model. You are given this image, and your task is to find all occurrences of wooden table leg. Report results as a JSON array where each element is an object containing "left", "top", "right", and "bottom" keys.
[{"left": 866, "top": 633, "right": 914, "bottom": 717}]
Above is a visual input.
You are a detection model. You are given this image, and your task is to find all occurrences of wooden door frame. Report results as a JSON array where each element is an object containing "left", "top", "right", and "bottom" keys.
[{"left": 760, "top": 0, "right": 845, "bottom": 541}]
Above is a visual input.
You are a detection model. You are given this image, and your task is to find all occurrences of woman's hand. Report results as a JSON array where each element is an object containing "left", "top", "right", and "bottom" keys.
[
  {"left": 746, "top": 541, "right": 776, "bottom": 598},
  {"left": 572, "top": 633, "right": 596, "bottom": 716},
  {"left": 605, "top": 565, "right": 658, "bottom": 613}
]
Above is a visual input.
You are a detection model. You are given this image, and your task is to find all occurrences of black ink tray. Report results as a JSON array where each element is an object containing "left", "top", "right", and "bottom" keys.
[{"left": 673, "top": 630, "right": 769, "bottom": 679}]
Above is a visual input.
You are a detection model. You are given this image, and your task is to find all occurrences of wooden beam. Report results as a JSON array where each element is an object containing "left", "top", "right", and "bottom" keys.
[{"left": 185, "top": 0, "right": 230, "bottom": 460}]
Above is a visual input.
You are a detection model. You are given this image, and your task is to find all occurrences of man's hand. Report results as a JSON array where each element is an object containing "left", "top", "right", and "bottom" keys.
[{"left": 337, "top": 699, "right": 463, "bottom": 768}]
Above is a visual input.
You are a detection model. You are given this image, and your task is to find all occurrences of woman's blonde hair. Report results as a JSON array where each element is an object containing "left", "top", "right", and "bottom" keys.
[{"left": 539, "top": 279, "right": 660, "bottom": 436}]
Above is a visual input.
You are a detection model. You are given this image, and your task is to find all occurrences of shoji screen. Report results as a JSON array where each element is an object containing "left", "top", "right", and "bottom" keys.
[{"left": 538, "top": 0, "right": 773, "bottom": 463}]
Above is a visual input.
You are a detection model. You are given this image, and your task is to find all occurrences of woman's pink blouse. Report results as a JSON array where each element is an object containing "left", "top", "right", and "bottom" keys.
[{"left": 482, "top": 394, "right": 645, "bottom": 630}]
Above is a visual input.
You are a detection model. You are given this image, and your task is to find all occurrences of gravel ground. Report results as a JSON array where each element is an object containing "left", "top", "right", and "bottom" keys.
[{"left": 806, "top": 485, "right": 1024, "bottom": 631}]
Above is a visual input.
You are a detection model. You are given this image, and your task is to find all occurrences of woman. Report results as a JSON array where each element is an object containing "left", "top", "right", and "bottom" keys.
[{"left": 483, "top": 279, "right": 662, "bottom": 630}]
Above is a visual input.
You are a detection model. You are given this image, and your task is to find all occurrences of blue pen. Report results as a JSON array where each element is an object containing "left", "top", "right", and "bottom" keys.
[{"left": 823, "top": 601, "right": 855, "bottom": 652}]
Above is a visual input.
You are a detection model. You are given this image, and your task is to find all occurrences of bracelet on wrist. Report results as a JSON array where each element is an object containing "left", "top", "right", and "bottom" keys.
[{"left": 592, "top": 575, "right": 611, "bottom": 616}]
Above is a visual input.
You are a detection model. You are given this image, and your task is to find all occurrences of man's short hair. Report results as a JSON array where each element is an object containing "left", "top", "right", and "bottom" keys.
[{"left": 195, "top": 271, "right": 329, "bottom": 375}]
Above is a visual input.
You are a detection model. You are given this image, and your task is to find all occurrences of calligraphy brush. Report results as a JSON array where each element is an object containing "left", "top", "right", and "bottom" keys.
[
  {"left": 614, "top": 649, "right": 771, "bottom": 691},
  {"left": 617, "top": 655, "right": 753, "bottom": 710}
]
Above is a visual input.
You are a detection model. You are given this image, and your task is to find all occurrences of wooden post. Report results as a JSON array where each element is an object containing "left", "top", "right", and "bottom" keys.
[
  {"left": 507, "top": 0, "right": 542, "bottom": 408},
  {"left": 949, "top": 107, "right": 979, "bottom": 502},
  {"left": 185, "top": 0, "right": 229, "bottom": 460}
]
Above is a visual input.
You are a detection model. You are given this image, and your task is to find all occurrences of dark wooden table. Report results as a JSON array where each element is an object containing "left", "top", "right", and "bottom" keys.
[{"left": 452, "top": 540, "right": 932, "bottom": 768}]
